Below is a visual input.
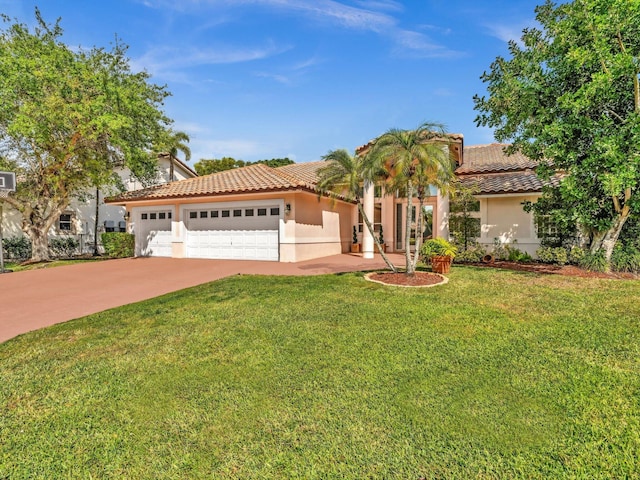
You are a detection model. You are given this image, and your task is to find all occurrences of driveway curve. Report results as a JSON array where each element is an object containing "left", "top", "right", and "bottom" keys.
[{"left": 0, "top": 254, "right": 404, "bottom": 343}]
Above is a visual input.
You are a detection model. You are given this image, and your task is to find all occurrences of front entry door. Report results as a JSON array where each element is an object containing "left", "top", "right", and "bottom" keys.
[{"left": 395, "top": 203, "right": 434, "bottom": 251}]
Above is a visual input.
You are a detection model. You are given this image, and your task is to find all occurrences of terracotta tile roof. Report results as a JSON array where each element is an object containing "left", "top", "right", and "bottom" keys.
[
  {"left": 107, "top": 161, "right": 351, "bottom": 203},
  {"left": 459, "top": 171, "right": 561, "bottom": 195},
  {"left": 456, "top": 143, "right": 538, "bottom": 174},
  {"left": 277, "top": 160, "right": 325, "bottom": 185}
]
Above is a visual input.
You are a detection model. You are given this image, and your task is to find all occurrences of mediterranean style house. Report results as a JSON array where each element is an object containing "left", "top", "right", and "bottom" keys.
[
  {"left": 106, "top": 139, "right": 556, "bottom": 262},
  {"left": 2, "top": 154, "right": 197, "bottom": 254}
]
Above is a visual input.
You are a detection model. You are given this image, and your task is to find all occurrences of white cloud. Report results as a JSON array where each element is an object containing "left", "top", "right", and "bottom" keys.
[
  {"left": 140, "top": 0, "right": 459, "bottom": 58},
  {"left": 254, "top": 71, "right": 292, "bottom": 85},
  {"left": 484, "top": 21, "right": 535, "bottom": 45},
  {"left": 131, "top": 41, "right": 292, "bottom": 79}
]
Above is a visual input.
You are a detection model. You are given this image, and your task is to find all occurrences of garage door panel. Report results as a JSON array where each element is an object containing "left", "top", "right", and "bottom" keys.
[
  {"left": 138, "top": 211, "right": 172, "bottom": 257},
  {"left": 185, "top": 205, "right": 280, "bottom": 261}
]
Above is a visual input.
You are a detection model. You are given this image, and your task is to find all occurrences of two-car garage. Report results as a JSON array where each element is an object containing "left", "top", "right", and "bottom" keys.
[
  {"left": 135, "top": 202, "right": 282, "bottom": 261},
  {"left": 184, "top": 204, "right": 280, "bottom": 261}
]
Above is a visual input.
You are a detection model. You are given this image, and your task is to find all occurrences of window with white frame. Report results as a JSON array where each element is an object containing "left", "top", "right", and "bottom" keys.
[{"left": 58, "top": 213, "right": 73, "bottom": 232}]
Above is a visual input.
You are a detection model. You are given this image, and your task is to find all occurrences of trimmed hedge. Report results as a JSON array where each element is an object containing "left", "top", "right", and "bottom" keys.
[{"left": 101, "top": 232, "right": 135, "bottom": 258}]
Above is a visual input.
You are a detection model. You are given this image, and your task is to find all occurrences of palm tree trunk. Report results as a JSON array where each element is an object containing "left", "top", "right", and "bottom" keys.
[
  {"left": 357, "top": 202, "right": 397, "bottom": 273},
  {"left": 412, "top": 195, "right": 425, "bottom": 271},
  {"left": 404, "top": 181, "right": 414, "bottom": 275}
]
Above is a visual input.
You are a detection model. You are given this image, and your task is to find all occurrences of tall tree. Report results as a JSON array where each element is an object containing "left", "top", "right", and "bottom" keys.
[
  {"left": 162, "top": 130, "right": 191, "bottom": 181},
  {"left": 366, "top": 122, "right": 456, "bottom": 275},
  {"left": 317, "top": 149, "right": 397, "bottom": 272},
  {"left": 193, "top": 157, "right": 246, "bottom": 176},
  {"left": 474, "top": 0, "right": 640, "bottom": 266},
  {"left": 0, "top": 11, "right": 171, "bottom": 261}
]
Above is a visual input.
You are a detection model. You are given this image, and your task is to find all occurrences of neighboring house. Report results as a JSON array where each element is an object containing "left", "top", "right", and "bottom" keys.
[
  {"left": 456, "top": 143, "right": 561, "bottom": 255},
  {"left": 2, "top": 154, "right": 197, "bottom": 254},
  {"left": 108, "top": 140, "right": 559, "bottom": 263}
]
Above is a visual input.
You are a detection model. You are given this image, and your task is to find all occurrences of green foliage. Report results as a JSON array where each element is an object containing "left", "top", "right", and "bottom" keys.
[
  {"left": 49, "top": 236, "right": 79, "bottom": 258},
  {"left": 0, "top": 10, "right": 171, "bottom": 261},
  {"left": 352, "top": 225, "right": 358, "bottom": 244},
  {"left": 536, "top": 246, "right": 568, "bottom": 265},
  {"left": 1, "top": 235, "right": 31, "bottom": 260},
  {"left": 101, "top": 232, "right": 135, "bottom": 258},
  {"left": 474, "top": 0, "right": 640, "bottom": 258},
  {"left": 568, "top": 246, "right": 587, "bottom": 265},
  {"left": 193, "top": 157, "right": 294, "bottom": 176},
  {"left": 611, "top": 244, "right": 640, "bottom": 273},
  {"left": 453, "top": 242, "right": 487, "bottom": 263},
  {"left": 193, "top": 157, "right": 247, "bottom": 175},
  {"left": 421, "top": 237, "right": 457, "bottom": 259},
  {"left": 507, "top": 245, "right": 534, "bottom": 263},
  {"left": 449, "top": 184, "right": 481, "bottom": 249},
  {"left": 579, "top": 250, "right": 609, "bottom": 273}
]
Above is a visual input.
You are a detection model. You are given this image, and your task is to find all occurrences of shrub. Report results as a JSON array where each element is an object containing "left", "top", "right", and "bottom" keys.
[
  {"left": 101, "top": 232, "right": 135, "bottom": 258},
  {"left": 579, "top": 249, "right": 608, "bottom": 272},
  {"left": 536, "top": 246, "right": 567, "bottom": 265},
  {"left": 611, "top": 244, "right": 640, "bottom": 273},
  {"left": 506, "top": 245, "right": 533, "bottom": 263},
  {"left": 49, "top": 236, "right": 79, "bottom": 258},
  {"left": 568, "top": 246, "right": 586, "bottom": 265},
  {"left": 454, "top": 243, "right": 487, "bottom": 263},
  {"left": 2, "top": 236, "right": 31, "bottom": 260}
]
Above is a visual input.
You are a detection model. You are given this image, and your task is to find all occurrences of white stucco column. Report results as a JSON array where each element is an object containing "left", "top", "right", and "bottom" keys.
[
  {"left": 362, "top": 181, "right": 374, "bottom": 259},
  {"left": 436, "top": 189, "right": 450, "bottom": 239}
]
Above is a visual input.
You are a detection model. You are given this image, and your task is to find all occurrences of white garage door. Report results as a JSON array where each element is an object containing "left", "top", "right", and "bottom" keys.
[
  {"left": 186, "top": 205, "right": 280, "bottom": 261},
  {"left": 137, "top": 210, "right": 172, "bottom": 257}
]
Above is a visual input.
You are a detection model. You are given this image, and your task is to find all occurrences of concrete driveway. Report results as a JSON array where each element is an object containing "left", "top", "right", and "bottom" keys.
[{"left": 0, "top": 254, "right": 403, "bottom": 343}]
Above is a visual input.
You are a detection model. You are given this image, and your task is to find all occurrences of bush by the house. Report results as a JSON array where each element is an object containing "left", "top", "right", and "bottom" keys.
[
  {"left": 579, "top": 249, "right": 608, "bottom": 272},
  {"left": 49, "top": 237, "right": 79, "bottom": 258},
  {"left": 568, "top": 246, "right": 586, "bottom": 265},
  {"left": 453, "top": 242, "right": 487, "bottom": 263},
  {"left": 611, "top": 244, "right": 640, "bottom": 273},
  {"left": 2, "top": 236, "right": 32, "bottom": 260},
  {"left": 536, "top": 246, "right": 568, "bottom": 265},
  {"left": 101, "top": 233, "right": 135, "bottom": 258}
]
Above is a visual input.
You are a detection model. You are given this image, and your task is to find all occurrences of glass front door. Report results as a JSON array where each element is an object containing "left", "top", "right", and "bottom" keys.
[{"left": 395, "top": 203, "right": 434, "bottom": 251}]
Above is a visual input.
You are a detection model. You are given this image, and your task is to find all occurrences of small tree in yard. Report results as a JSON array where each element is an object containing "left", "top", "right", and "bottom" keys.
[
  {"left": 365, "top": 122, "right": 456, "bottom": 275},
  {"left": 0, "top": 10, "right": 171, "bottom": 262},
  {"left": 474, "top": 0, "right": 640, "bottom": 269},
  {"left": 317, "top": 149, "right": 397, "bottom": 272}
]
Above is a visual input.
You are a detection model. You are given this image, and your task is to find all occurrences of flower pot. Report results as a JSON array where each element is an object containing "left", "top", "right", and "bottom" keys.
[
  {"left": 377, "top": 243, "right": 386, "bottom": 253},
  {"left": 431, "top": 255, "right": 452, "bottom": 274},
  {"left": 351, "top": 243, "right": 361, "bottom": 253}
]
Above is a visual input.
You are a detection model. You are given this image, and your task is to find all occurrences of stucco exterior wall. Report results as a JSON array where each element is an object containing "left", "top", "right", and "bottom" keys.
[{"left": 478, "top": 194, "right": 541, "bottom": 256}]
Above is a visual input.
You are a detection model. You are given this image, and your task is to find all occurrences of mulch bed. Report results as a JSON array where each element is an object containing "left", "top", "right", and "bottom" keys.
[{"left": 467, "top": 260, "right": 638, "bottom": 280}]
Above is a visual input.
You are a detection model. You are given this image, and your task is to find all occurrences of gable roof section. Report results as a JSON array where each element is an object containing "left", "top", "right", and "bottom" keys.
[
  {"left": 457, "top": 143, "right": 560, "bottom": 195},
  {"left": 107, "top": 161, "right": 349, "bottom": 203}
]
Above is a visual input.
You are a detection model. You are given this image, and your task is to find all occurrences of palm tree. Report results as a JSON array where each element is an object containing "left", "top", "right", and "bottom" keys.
[
  {"left": 367, "top": 122, "right": 456, "bottom": 275},
  {"left": 165, "top": 130, "right": 191, "bottom": 181},
  {"left": 317, "top": 149, "right": 397, "bottom": 272}
]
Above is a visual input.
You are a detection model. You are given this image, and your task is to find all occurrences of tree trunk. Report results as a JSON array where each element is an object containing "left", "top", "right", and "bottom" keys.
[
  {"left": 24, "top": 224, "right": 51, "bottom": 262},
  {"left": 169, "top": 154, "right": 175, "bottom": 182},
  {"left": 93, "top": 187, "right": 100, "bottom": 256},
  {"left": 590, "top": 209, "right": 630, "bottom": 266},
  {"left": 412, "top": 195, "right": 425, "bottom": 271},
  {"left": 357, "top": 202, "right": 397, "bottom": 273},
  {"left": 404, "top": 181, "right": 414, "bottom": 275}
]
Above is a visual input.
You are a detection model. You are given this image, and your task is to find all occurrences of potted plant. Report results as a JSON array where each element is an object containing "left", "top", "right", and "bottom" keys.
[
  {"left": 351, "top": 225, "right": 360, "bottom": 253},
  {"left": 421, "top": 237, "right": 457, "bottom": 274}
]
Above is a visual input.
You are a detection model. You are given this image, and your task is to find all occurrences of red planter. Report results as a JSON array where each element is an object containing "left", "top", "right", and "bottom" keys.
[{"left": 431, "top": 255, "right": 452, "bottom": 274}]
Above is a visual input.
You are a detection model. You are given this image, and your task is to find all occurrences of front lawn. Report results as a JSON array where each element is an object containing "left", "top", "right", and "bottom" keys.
[{"left": 1, "top": 268, "right": 639, "bottom": 478}]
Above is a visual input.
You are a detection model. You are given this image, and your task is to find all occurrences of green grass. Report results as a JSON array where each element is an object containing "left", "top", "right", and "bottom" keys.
[
  {"left": 2, "top": 257, "right": 107, "bottom": 272},
  {"left": 1, "top": 267, "right": 639, "bottom": 479}
]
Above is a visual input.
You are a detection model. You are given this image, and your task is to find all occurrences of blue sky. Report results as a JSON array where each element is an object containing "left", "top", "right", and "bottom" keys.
[{"left": 2, "top": 0, "right": 541, "bottom": 165}]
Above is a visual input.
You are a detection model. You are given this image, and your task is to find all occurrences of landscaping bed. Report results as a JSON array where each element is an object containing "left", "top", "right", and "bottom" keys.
[{"left": 465, "top": 260, "right": 639, "bottom": 280}]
